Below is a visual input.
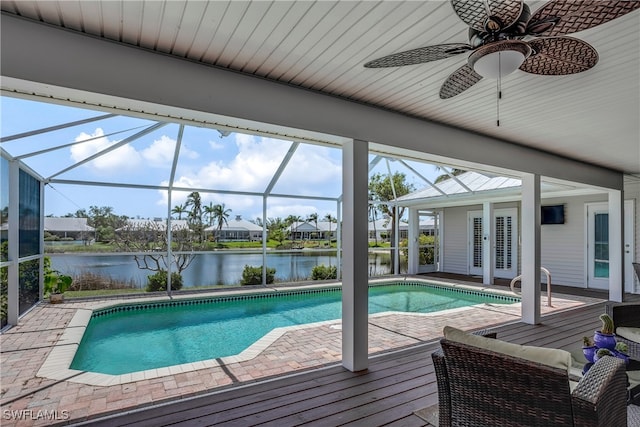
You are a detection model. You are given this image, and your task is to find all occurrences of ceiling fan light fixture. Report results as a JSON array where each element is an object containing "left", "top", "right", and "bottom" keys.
[{"left": 468, "top": 40, "right": 531, "bottom": 79}]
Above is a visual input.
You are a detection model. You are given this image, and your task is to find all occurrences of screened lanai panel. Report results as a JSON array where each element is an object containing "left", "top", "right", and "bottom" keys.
[
  {"left": 173, "top": 131, "right": 299, "bottom": 194},
  {"left": 270, "top": 143, "right": 342, "bottom": 198},
  {"left": 0, "top": 266, "right": 6, "bottom": 328},
  {"left": 1, "top": 156, "right": 8, "bottom": 262},
  {"left": 1, "top": 97, "right": 158, "bottom": 180},
  {"left": 367, "top": 155, "right": 445, "bottom": 195},
  {"left": 0, "top": 96, "right": 108, "bottom": 140},
  {"left": 266, "top": 197, "right": 338, "bottom": 227},
  {"left": 47, "top": 122, "right": 178, "bottom": 187},
  {"left": 44, "top": 184, "right": 169, "bottom": 225},
  {"left": 18, "top": 258, "right": 38, "bottom": 316},
  {"left": 18, "top": 169, "right": 40, "bottom": 257}
]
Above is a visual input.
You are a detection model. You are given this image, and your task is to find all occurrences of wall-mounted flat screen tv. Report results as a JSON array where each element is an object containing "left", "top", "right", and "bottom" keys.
[{"left": 541, "top": 205, "right": 565, "bottom": 224}]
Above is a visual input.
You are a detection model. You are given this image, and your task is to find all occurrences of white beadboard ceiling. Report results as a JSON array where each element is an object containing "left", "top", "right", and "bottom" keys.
[{"left": 2, "top": 0, "right": 639, "bottom": 174}]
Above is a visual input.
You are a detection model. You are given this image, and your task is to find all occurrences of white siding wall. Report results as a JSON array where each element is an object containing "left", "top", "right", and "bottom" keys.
[
  {"left": 540, "top": 195, "right": 602, "bottom": 287},
  {"left": 442, "top": 206, "right": 478, "bottom": 275},
  {"left": 440, "top": 191, "right": 639, "bottom": 290},
  {"left": 624, "top": 179, "right": 640, "bottom": 293}
]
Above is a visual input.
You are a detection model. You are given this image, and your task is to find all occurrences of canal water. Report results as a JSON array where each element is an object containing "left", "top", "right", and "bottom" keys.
[{"left": 49, "top": 250, "right": 397, "bottom": 288}]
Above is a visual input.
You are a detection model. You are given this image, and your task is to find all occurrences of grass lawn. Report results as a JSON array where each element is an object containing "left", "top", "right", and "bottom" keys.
[{"left": 64, "top": 288, "right": 144, "bottom": 298}]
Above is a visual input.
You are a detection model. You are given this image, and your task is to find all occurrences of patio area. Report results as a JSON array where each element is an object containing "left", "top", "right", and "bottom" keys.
[{"left": 0, "top": 278, "right": 609, "bottom": 426}]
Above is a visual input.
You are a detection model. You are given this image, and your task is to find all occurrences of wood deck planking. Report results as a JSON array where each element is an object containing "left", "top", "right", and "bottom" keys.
[
  {"left": 80, "top": 298, "right": 640, "bottom": 427},
  {"left": 152, "top": 351, "right": 437, "bottom": 426}
]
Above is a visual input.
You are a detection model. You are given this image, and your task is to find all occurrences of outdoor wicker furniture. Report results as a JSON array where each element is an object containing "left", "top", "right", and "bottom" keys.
[
  {"left": 610, "top": 302, "right": 640, "bottom": 362},
  {"left": 432, "top": 326, "right": 628, "bottom": 427}
]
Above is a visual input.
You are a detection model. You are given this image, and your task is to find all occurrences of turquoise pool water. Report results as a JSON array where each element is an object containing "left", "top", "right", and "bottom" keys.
[{"left": 71, "top": 283, "right": 518, "bottom": 375}]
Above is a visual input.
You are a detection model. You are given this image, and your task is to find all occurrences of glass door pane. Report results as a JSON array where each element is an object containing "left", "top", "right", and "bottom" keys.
[
  {"left": 472, "top": 217, "right": 482, "bottom": 268},
  {"left": 594, "top": 212, "right": 609, "bottom": 278}
]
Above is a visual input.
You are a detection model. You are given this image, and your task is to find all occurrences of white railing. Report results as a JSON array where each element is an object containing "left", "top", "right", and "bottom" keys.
[{"left": 509, "top": 267, "right": 552, "bottom": 307}]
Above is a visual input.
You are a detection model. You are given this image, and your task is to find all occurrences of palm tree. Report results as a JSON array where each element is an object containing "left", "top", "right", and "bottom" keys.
[
  {"left": 307, "top": 212, "right": 319, "bottom": 245},
  {"left": 185, "top": 192, "right": 203, "bottom": 242},
  {"left": 171, "top": 203, "right": 187, "bottom": 220},
  {"left": 213, "top": 203, "right": 231, "bottom": 242},
  {"left": 203, "top": 202, "right": 216, "bottom": 227},
  {"left": 323, "top": 213, "right": 335, "bottom": 245}
]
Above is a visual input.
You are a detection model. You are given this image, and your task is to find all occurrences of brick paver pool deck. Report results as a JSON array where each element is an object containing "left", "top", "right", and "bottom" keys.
[{"left": 0, "top": 278, "right": 601, "bottom": 426}]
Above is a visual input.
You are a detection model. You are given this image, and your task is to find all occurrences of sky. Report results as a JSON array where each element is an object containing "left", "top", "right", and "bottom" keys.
[{"left": 1, "top": 95, "right": 443, "bottom": 222}]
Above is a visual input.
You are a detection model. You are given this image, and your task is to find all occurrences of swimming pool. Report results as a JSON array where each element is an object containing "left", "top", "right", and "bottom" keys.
[{"left": 71, "top": 282, "right": 518, "bottom": 375}]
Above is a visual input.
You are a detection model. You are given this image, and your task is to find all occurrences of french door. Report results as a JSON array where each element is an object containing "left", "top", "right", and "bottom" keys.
[
  {"left": 417, "top": 211, "right": 439, "bottom": 274},
  {"left": 586, "top": 201, "right": 635, "bottom": 291},
  {"left": 468, "top": 208, "right": 518, "bottom": 278}
]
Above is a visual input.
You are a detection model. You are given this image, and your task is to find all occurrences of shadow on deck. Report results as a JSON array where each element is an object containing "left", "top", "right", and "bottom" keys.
[{"left": 79, "top": 288, "right": 639, "bottom": 427}]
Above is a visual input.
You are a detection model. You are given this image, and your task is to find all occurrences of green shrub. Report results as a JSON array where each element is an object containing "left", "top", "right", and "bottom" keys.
[
  {"left": 146, "top": 270, "right": 183, "bottom": 292},
  {"left": 241, "top": 265, "right": 275, "bottom": 285},
  {"left": 311, "top": 264, "right": 337, "bottom": 280},
  {"left": 43, "top": 257, "right": 72, "bottom": 295}
]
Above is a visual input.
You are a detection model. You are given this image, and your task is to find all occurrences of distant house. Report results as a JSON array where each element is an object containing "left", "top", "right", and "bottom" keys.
[
  {"left": 367, "top": 216, "right": 434, "bottom": 242},
  {"left": 205, "top": 216, "right": 262, "bottom": 242},
  {"left": 290, "top": 221, "right": 337, "bottom": 241},
  {"left": 44, "top": 217, "right": 95, "bottom": 242}
]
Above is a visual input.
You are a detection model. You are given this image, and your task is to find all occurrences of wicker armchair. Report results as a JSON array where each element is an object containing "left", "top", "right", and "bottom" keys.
[
  {"left": 610, "top": 302, "right": 640, "bottom": 361},
  {"left": 432, "top": 336, "right": 627, "bottom": 426}
]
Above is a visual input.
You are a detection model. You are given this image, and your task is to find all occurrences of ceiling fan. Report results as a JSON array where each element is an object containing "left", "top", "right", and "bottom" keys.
[{"left": 364, "top": 0, "right": 640, "bottom": 99}]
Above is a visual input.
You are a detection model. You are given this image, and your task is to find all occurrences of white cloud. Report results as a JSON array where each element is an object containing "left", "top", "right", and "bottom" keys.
[
  {"left": 208, "top": 140, "right": 225, "bottom": 150},
  {"left": 140, "top": 135, "right": 175, "bottom": 166},
  {"left": 156, "top": 134, "right": 342, "bottom": 216},
  {"left": 174, "top": 134, "right": 290, "bottom": 192},
  {"left": 142, "top": 135, "right": 199, "bottom": 166},
  {"left": 70, "top": 131, "right": 201, "bottom": 174},
  {"left": 277, "top": 144, "right": 341, "bottom": 194},
  {"left": 70, "top": 128, "right": 141, "bottom": 172},
  {"left": 261, "top": 203, "right": 322, "bottom": 219},
  {"left": 175, "top": 134, "right": 340, "bottom": 193}
]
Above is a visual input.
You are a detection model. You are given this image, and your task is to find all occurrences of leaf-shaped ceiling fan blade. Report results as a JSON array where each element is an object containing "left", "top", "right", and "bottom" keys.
[
  {"left": 451, "top": 0, "right": 523, "bottom": 31},
  {"left": 439, "top": 64, "right": 483, "bottom": 99},
  {"left": 519, "top": 37, "right": 598, "bottom": 75},
  {"left": 363, "top": 44, "right": 472, "bottom": 68},
  {"left": 527, "top": 0, "right": 640, "bottom": 37}
]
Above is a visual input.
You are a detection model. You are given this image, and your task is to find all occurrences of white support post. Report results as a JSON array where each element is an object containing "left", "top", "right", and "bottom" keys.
[
  {"left": 407, "top": 208, "right": 419, "bottom": 274},
  {"left": 521, "top": 173, "right": 541, "bottom": 325},
  {"left": 262, "top": 196, "right": 268, "bottom": 286},
  {"left": 608, "top": 190, "right": 624, "bottom": 302},
  {"left": 482, "top": 201, "right": 494, "bottom": 285},
  {"left": 341, "top": 139, "right": 369, "bottom": 372},
  {"left": 166, "top": 189, "right": 173, "bottom": 297},
  {"left": 336, "top": 200, "right": 342, "bottom": 280},
  {"left": 394, "top": 205, "right": 400, "bottom": 275},
  {"left": 7, "top": 160, "right": 19, "bottom": 326}
]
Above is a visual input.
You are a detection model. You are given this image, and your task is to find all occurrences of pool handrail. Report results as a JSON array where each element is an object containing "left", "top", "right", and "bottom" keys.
[{"left": 509, "top": 267, "right": 552, "bottom": 307}]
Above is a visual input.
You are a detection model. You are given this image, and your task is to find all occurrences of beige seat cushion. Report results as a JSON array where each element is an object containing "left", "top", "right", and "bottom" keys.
[
  {"left": 443, "top": 326, "right": 572, "bottom": 374},
  {"left": 617, "top": 327, "right": 640, "bottom": 343}
]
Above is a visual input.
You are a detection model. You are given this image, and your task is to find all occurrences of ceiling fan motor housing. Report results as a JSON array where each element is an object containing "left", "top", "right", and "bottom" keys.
[{"left": 469, "top": 4, "right": 531, "bottom": 48}]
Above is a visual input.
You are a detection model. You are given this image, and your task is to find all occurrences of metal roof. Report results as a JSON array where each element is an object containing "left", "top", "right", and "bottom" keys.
[{"left": 43, "top": 217, "right": 94, "bottom": 232}]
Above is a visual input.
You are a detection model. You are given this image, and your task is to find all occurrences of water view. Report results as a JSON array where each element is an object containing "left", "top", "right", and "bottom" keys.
[{"left": 50, "top": 250, "right": 399, "bottom": 288}]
